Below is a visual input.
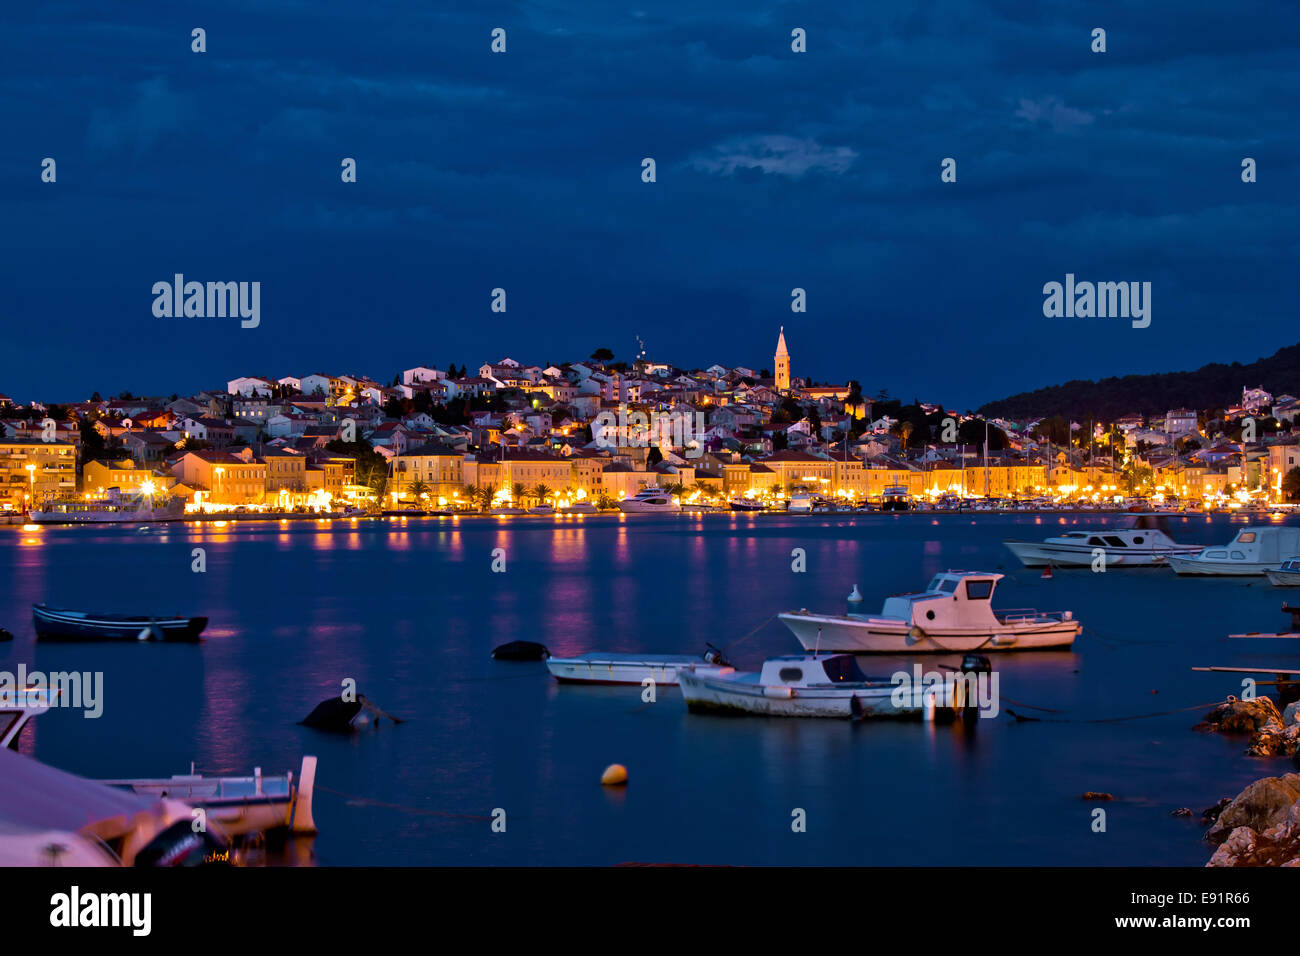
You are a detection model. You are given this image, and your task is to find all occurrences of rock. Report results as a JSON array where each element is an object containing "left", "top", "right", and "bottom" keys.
[
  {"left": 491, "top": 641, "right": 550, "bottom": 661},
  {"left": 1081, "top": 792, "right": 1113, "bottom": 801},
  {"left": 1171, "top": 807, "right": 1193, "bottom": 818},
  {"left": 1201, "top": 696, "right": 1283, "bottom": 734},
  {"left": 1206, "top": 773, "right": 1300, "bottom": 845},
  {"left": 1247, "top": 719, "right": 1300, "bottom": 757},
  {"left": 1282, "top": 701, "right": 1300, "bottom": 728},
  {"left": 1207, "top": 801, "right": 1300, "bottom": 867},
  {"left": 1202, "top": 797, "right": 1233, "bottom": 824}
]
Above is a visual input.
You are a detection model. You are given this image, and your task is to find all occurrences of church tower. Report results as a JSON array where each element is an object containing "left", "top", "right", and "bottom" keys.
[{"left": 774, "top": 326, "right": 791, "bottom": 392}]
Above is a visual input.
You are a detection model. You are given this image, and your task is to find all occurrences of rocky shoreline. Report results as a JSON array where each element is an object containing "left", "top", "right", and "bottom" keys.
[{"left": 1195, "top": 695, "right": 1300, "bottom": 866}]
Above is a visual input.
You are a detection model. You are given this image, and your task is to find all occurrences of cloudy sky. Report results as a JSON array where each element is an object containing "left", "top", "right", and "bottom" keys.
[{"left": 2, "top": 1, "right": 1296, "bottom": 406}]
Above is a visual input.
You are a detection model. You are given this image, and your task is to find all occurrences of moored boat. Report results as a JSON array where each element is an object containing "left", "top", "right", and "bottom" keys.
[
  {"left": 728, "top": 497, "right": 765, "bottom": 512},
  {"left": 778, "top": 571, "right": 1079, "bottom": 653},
  {"left": 1266, "top": 558, "right": 1300, "bottom": 587},
  {"left": 618, "top": 487, "right": 680, "bottom": 513},
  {"left": 880, "top": 485, "right": 913, "bottom": 512},
  {"left": 546, "top": 647, "right": 733, "bottom": 685},
  {"left": 30, "top": 487, "right": 184, "bottom": 524},
  {"left": 677, "top": 653, "right": 970, "bottom": 719},
  {"left": 1167, "top": 526, "right": 1300, "bottom": 576},
  {"left": 100, "top": 757, "right": 318, "bottom": 838},
  {"left": 1004, "top": 513, "right": 1204, "bottom": 568},
  {"left": 560, "top": 501, "right": 599, "bottom": 514},
  {"left": 33, "top": 604, "right": 207, "bottom": 642}
]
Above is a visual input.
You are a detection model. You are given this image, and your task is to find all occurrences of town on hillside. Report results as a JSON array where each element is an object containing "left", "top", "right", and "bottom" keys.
[{"left": 3, "top": 331, "right": 1300, "bottom": 518}]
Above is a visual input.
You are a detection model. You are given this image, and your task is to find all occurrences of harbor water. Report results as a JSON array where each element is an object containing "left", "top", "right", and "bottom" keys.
[{"left": 3, "top": 512, "right": 1295, "bottom": 865}]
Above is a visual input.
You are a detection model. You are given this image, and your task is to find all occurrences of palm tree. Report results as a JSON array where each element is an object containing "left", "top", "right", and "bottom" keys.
[
  {"left": 407, "top": 479, "right": 430, "bottom": 504},
  {"left": 476, "top": 486, "right": 495, "bottom": 511},
  {"left": 531, "top": 483, "right": 552, "bottom": 506},
  {"left": 511, "top": 482, "right": 526, "bottom": 505}
]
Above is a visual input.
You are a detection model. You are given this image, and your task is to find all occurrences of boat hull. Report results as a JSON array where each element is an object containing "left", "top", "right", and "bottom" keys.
[
  {"left": 29, "top": 499, "right": 185, "bottom": 524},
  {"left": 546, "top": 654, "right": 731, "bottom": 685},
  {"left": 1003, "top": 540, "right": 1198, "bottom": 568},
  {"left": 778, "top": 612, "right": 1079, "bottom": 653},
  {"left": 677, "top": 670, "right": 957, "bottom": 719},
  {"left": 1266, "top": 569, "right": 1300, "bottom": 587},
  {"left": 33, "top": 605, "right": 207, "bottom": 642},
  {"left": 1166, "top": 556, "right": 1271, "bottom": 576}
]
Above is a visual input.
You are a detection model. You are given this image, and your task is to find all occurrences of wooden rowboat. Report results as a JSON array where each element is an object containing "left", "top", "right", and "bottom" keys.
[{"left": 32, "top": 604, "right": 207, "bottom": 642}]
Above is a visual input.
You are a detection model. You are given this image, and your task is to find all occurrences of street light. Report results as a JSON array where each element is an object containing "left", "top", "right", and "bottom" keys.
[{"left": 25, "top": 464, "right": 35, "bottom": 512}]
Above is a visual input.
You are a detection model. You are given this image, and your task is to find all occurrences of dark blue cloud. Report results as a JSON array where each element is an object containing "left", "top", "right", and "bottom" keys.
[{"left": 1, "top": 1, "right": 1297, "bottom": 407}]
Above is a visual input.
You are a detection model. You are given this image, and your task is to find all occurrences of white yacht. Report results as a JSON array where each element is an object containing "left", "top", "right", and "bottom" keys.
[
  {"left": 1168, "top": 526, "right": 1300, "bottom": 576},
  {"left": 778, "top": 571, "right": 1080, "bottom": 653},
  {"left": 618, "top": 487, "right": 680, "bottom": 513},
  {"left": 1004, "top": 513, "right": 1204, "bottom": 568}
]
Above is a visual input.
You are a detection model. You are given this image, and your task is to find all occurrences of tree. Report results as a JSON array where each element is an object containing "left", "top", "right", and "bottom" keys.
[
  {"left": 590, "top": 348, "right": 614, "bottom": 363},
  {"left": 407, "top": 479, "right": 430, "bottom": 502},
  {"left": 531, "top": 483, "right": 552, "bottom": 506},
  {"left": 1283, "top": 467, "right": 1300, "bottom": 502},
  {"left": 511, "top": 481, "right": 526, "bottom": 504}
]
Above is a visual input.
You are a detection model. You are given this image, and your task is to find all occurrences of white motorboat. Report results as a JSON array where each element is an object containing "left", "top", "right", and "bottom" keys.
[
  {"left": 1168, "top": 526, "right": 1300, "bottom": 576},
  {"left": 30, "top": 487, "right": 184, "bottom": 524},
  {"left": 786, "top": 492, "right": 818, "bottom": 514},
  {"left": 1266, "top": 558, "right": 1300, "bottom": 587},
  {"left": 1, "top": 686, "right": 57, "bottom": 748},
  {"left": 546, "top": 647, "right": 734, "bottom": 685},
  {"left": 1004, "top": 513, "right": 1204, "bottom": 568},
  {"left": 677, "top": 653, "right": 969, "bottom": 719},
  {"left": 560, "top": 501, "right": 599, "bottom": 514},
  {"left": 618, "top": 487, "right": 680, "bottom": 513},
  {"left": 100, "top": 757, "right": 318, "bottom": 838},
  {"left": 880, "top": 485, "right": 913, "bottom": 512},
  {"left": 778, "top": 571, "right": 1080, "bottom": 653},
  {"left": 527, "top": 505, "right": 555, "bottom": 515},
  {"left": 489, "top": 505, "right": 525, "bottom": 515}
]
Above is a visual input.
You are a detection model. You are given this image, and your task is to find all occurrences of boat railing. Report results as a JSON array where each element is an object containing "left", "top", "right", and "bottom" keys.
[{"left": 997, "top": 608, "right": 1065, "bottom": 623}]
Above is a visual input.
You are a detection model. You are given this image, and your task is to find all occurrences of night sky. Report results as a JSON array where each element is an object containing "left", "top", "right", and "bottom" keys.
[{"left": 3, "top": 1, "right": 1297, "bottom": 407}]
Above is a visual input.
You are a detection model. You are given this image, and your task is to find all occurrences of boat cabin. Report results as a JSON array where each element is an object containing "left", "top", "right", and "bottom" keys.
[
  {"left": 757, "top": 655, "right": 874, "bottom": 687},
  {"left": 1198, "top": 527, "right": 1300, "bottom": 566},
  {"left": 877, "top": 572, "right": 1009, "bottom": 629}
]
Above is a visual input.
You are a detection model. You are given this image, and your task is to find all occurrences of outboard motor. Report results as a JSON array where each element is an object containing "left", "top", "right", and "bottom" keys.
[
  {"left": 959, "top": 654, "right": 993, "bottom": 724},
  {"left": 491, "top": 640, "right": 550, "bottom": 661},
  {"left": 846, "top": 584, "right": 863, "bottom": 617},
  {"left": 703, "top": 642, "right": 733, "bottom": 668}
]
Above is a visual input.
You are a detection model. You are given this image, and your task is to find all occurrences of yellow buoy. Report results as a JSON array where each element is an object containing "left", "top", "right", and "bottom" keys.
[{"left": 601, "top": 764, "right": 628, "bottom": 786}]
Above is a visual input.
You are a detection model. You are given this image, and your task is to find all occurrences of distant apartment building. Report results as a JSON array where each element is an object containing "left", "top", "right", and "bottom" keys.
[{"left": 0, "top": 438, "right": 76, "bottom": 509}]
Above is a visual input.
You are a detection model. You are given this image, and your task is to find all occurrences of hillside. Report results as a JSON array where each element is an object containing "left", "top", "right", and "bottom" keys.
[{"left": 977, "top": 343, "right": 1300, "bottom": 422}]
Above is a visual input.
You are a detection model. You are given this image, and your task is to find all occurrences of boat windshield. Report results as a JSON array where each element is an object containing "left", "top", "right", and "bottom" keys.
[{"left": 822, "top": 655, "right": 869, "bottom": 683}]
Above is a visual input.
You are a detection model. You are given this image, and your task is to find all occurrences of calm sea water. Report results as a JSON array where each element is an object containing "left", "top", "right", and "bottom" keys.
[{"left": 3, "top": 512, "right": 1297, "bottom": 866}]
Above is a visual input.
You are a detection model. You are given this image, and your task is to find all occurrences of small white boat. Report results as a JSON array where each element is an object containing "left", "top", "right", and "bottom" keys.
[
  {"left": 100, "top": 757, "right": 318, "bottom": 838},
  {"left": 527, "top": 505, "right": 555, "bottom": 515},
  {"left": 1004, "top": 513, "right": 1203, "bottom": 568},
  {"left": 618, "top": 487, "right": 680, "bottom": 513},
  {"left": 1168, "top": 526, "right": 1300, "bottom": 576},
  {"left": 546, "top": 647, "right": 733, "bottom": 685},
  {"left": 560, "top": 501, "right": 599, "bottom": 514},
  {"left": 489, "top": 506, "right": 525, "bottom": 515},
  {"left": 677, "top": 653, "right": 967, "bottom": 719},
  {"left": 787, "top": 492, "right": 818, "bottom": 514},
  {"left": 778, "top": 572, "right": 1080, "bottom": 653},
  {"left": 1265, "top": 557, "right": 1300, "bottom": 587}
]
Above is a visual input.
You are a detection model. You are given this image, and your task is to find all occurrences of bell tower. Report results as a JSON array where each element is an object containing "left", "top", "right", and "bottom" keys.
[{"left": 774, "top": 326, "right": 791, "bottom": 392}]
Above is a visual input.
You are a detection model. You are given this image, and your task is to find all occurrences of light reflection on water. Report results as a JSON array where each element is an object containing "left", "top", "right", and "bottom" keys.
[{"left": 0, "top": 512, "right": 1293, "bottom": 865}]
